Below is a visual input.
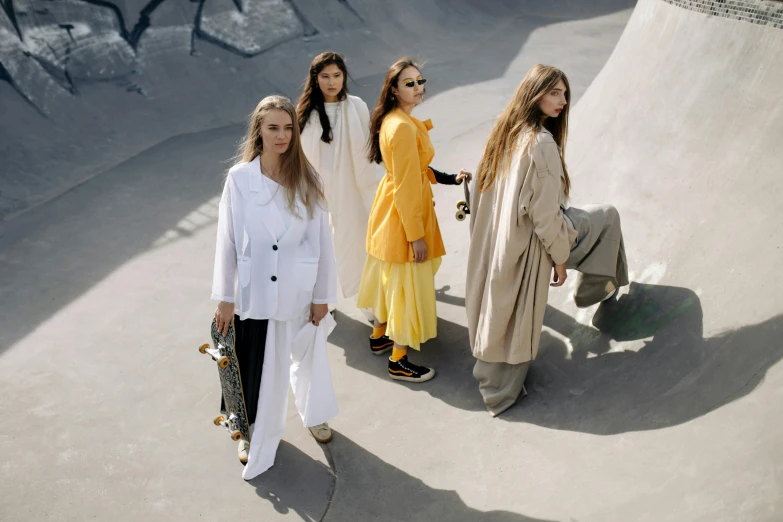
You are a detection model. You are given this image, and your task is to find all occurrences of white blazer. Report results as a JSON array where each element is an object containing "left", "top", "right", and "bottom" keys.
[{"left": 211, "top": 157, "right": 337, "bottom": 321}]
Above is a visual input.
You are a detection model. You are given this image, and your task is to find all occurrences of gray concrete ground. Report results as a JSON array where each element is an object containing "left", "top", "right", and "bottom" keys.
[{"left": 2, "top": 1, "right": 782, "bottom": 521}]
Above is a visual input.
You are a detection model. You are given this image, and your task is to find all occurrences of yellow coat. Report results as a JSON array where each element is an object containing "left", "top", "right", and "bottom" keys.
[{"left": 366, "top": 108, "right": 446, "bottom": 264}]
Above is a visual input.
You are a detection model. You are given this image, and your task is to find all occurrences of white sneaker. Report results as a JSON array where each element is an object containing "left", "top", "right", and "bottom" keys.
[
  {"left": 308, "top": 422, "right": 333, "bottom": 443},
  {"left": 237, "top": 439, "right": 249, "bottom": 464}
]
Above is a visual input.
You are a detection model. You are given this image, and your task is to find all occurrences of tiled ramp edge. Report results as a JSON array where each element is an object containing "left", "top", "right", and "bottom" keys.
[{"left": 662, "top": 0, "right": 783, "bottom": 28}]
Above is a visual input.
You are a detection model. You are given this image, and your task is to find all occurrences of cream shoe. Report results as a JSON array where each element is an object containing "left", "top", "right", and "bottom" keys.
[
  {"left": 237, "top": 439, "right": 249, "bottom": 464},
  {"left": 602, "top": 283, "right": 619, "bottom": 302},
  {"left": 308, "top": 423, "right": 333, "bottom": 443}
]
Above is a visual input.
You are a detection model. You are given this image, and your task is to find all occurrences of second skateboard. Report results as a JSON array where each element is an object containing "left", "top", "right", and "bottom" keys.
[{"left": 199, "top": 319, "right": 250, "bottom": 443}]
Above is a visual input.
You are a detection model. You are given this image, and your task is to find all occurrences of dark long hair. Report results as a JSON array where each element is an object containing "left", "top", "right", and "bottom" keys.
[
  {"left": 366, "top": 57, "right": 423, "bottom": 164},
  {"left": 295, "top": 52, "right": 349, "bottom": 144}
]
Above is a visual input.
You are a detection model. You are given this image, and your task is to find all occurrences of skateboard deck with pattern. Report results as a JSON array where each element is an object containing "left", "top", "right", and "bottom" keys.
[{"left": 199, "top": 319, "right": 249, "bottom": 442}]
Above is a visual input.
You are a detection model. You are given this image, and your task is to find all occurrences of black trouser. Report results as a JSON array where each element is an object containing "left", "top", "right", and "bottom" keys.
[{"left": 220, "top": 315, "right": 268, "bottom": 425}]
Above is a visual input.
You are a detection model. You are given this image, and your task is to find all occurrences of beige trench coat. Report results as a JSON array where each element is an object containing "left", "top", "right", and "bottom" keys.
[{"left": 466, "top": 129, "right": 577, "bottom": 364}]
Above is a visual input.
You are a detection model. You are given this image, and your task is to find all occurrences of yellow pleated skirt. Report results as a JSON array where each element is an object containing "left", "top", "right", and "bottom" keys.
[{"left": 356, "top": 255, "right": 442, "bottom": 350}]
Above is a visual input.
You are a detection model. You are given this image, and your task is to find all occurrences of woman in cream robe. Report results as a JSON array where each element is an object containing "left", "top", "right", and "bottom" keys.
[
  {"left": 466, "top": 65, "right": 628, "bottom": 417},
  {"left": 298, "top": 52, "right": 381, "bottom": 300}
]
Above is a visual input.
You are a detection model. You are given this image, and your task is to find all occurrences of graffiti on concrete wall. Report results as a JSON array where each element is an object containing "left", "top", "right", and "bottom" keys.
[{"left": 0, "top": 0, "right": 329, "bottom": 115}]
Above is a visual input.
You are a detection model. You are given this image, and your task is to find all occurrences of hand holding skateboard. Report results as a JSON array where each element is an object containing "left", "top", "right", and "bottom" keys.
[
  {"left": 456, "top": 169, "right": 472, "bottom": 185},
  {"left": 215, "top": 301, "right": 234, "bottom": 336}
]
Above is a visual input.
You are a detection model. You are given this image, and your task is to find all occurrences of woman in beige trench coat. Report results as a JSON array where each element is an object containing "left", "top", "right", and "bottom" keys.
[{"left": 466, "top": 65, "right": 629, "bottom": 417}]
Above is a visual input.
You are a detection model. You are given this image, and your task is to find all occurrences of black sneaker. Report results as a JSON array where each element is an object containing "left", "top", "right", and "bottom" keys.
[
  {"left": 369, "top": 335, "right": 394, "bottom": 356},
  {"left": 388, "top": 355, "right": 435, "bottom": 383}
]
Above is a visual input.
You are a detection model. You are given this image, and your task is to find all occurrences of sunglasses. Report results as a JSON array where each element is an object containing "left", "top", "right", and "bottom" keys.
[{"left": 402, "top": 78, "right": 427, "bottom": 88}]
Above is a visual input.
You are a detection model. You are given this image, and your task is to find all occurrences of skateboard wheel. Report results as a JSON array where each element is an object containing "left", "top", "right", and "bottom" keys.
[
  {"left": 456, "top": 200, "right": 466, "bottom": 209},
  {"left": 199, "top": 344, "right": 209, "bottom": 354},
  {"left": 213, "top": 415, "right": 225, "bottom": 426},
  {"left": 456, "top": 211, "right": 466, "bottom": 221},
  {"left": 218, "top": 356, "right": 229, "bottom": 369},
  {"left": 231, "top": 431, "right": 242, "bottom": 441}
]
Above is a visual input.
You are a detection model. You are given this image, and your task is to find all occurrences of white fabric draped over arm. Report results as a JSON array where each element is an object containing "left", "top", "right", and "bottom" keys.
[
  {"left": 312, "top": 208, "right": 338, "bottom": 305},
  {"left": 211, "top": 178, "right": 237, "bottom": 302}
]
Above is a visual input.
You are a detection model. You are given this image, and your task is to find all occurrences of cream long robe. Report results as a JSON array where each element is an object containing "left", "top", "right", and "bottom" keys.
[
  {"left": 466, "top": 130, "right": 577, "bottom": 364},
  {"left": 300, "top": 95, "right": 381, "bottom": 297}
]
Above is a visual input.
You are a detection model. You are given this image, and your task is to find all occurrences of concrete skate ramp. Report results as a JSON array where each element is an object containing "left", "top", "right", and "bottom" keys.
[
  {"left": 505, "top": 0, "right": 783, "bottom": 435},
  {"left": 569, "top": 0, "right": 783, "bottom": 336}
]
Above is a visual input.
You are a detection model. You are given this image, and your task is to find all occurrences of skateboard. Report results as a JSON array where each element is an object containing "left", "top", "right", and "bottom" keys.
[
  {"left": 455, "top": 180, "right": 471, "bottom": 221},
  {"left": 199, "top": 319, "right": 249, "bottom": 442}
]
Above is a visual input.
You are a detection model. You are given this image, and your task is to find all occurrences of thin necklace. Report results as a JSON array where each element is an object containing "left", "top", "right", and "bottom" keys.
[
  {"left": 259, "top": 158, "right": 281, "bottom": 200},
  {"left": 261, "top": 158, "right": 282, "bottom": 178}
]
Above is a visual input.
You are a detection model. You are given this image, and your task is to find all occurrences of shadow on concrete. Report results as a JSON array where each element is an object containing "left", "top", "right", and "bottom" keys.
[
  {"left": 251, "top": 435, "right": 556, "bottom": 522},
  {"left": 435, "top": 284, "right": 466, "bottom": 307},
  {"left": 0, "top": 124, "right": 242, "bottom": 359},
  {"left": 249, "top": 441, "right": 334, "bottom": 521},
  {"left": 513, "top": 284, "right": 783, "bottom": 434},
  {"left": 331, "top": 283, "right": 783, "bottom": 434}
]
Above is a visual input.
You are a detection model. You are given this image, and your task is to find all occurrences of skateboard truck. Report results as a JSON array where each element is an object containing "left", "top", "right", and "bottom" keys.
[
  {"left": 456, "top": 180, "right": 471, "bottom": 221},
  {"left": 199, "top": 343, "right": 230, "bottom": 369},
  {"left": 213, "top": 413, "right": 243, "bottom": 441}
]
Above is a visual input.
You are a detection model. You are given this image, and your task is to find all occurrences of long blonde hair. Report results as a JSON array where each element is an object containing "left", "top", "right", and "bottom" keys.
[
  {"left": 476, "top": 64, "right": 572, "bottom": 196},
  {"left": 236, "top": 95, "right": 325, "bottom": 218}
]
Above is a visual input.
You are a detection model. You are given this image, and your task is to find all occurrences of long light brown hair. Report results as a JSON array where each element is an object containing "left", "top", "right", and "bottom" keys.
[
  {"left": 295, "top": 52, "right": 350, "bottom": 144},
  {"left": 236, "top": 95, "right": 325, "bottom": 218},
  {"left": 366, "top": 57, "right": 424, "bottom": 164},
  {"left": 476, "top": 64, "right": 572, "bottom": 196}
]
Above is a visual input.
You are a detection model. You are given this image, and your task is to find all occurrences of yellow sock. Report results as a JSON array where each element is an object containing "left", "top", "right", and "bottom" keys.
[
  {"left": 390, "top": 347, "right": 407, "bottom": 362},
  {"left": 371, "top": 325, "right": 387, "bottom": 339}
]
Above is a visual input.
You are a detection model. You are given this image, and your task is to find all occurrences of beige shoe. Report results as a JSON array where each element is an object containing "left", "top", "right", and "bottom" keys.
[
  {"left": 601, "top": 283, "right": 618, "bottom": 302},
  {"left": 237, "top": 439, "right": 249, "bottom": 464},
  {"left": 308, "top": 423, "right": 333, "bottom": 443}
]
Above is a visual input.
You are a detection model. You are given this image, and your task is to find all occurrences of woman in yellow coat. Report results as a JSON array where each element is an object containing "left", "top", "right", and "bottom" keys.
[{"left": 357, "top": 57, "right": 471, "bottom": 383}]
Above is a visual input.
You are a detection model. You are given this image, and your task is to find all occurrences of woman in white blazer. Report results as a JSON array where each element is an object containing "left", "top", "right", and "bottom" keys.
[
  {"left": 296, "top": 52, "right": 380, "bottom": 307},
  {"left": 212, "top": 95, "right": 339, "bottom": 479}
]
